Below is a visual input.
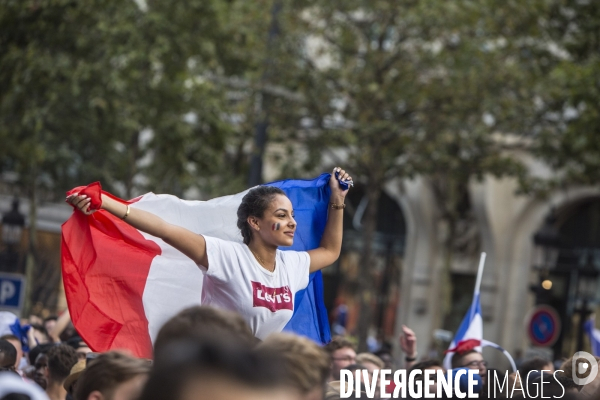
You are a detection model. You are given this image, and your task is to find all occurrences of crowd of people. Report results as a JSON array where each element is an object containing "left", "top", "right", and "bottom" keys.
[{"left": 1, "top": 305, "right": 599, "bottom": 399}]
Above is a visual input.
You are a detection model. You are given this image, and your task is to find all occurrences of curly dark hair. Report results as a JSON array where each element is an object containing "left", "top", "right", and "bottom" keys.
[
  {"left": 47, "top": 344, "right": 78, "bottom": 383},
  {"left": 236, "top": 186, "right": 286, "bottom": 245}
]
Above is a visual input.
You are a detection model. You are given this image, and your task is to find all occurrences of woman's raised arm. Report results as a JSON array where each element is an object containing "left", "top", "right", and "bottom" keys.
[
  {"left": 307, "top": 167, "right": 350, "bottom": 273},
  {"left": 67, "top": 193, "right": 208, "bottom": 268}
]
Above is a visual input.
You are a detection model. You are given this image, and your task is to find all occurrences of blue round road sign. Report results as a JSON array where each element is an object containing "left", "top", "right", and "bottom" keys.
[{"left": 527, "top": 305, "right": 561, "bottom": 347}]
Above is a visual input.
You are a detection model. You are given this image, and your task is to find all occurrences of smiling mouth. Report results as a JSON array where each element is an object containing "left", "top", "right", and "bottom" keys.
[{"left": 284, "top": 232, "right": 295, "bottom": 237}]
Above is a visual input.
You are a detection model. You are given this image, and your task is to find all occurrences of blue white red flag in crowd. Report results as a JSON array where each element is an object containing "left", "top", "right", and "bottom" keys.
[{"left": 61, "top": 174, "right": 333, "bottom": 358}]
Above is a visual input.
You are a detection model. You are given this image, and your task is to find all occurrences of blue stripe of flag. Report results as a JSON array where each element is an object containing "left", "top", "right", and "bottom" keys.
[{"left": 266, "top": 173, "right": 332, "bottom": 344}]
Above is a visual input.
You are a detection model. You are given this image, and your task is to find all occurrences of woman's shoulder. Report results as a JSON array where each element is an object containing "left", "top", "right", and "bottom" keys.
[
  {"left": 277, "top": 249, "right": 310, "bottom": 266},
  {"left": 203, "top": 235, "right": 247, "bottom": 252}
]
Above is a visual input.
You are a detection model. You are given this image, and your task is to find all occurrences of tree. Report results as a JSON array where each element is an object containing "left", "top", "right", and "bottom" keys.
[
  {"left": 0, "top": 0, "right": 269, "bottom": 312},
  {"left": 527, "top": 0, "right": 600, "bottom": 189},
  {"left": 266, "top": 0, "right": 536, "bottom": 349}
]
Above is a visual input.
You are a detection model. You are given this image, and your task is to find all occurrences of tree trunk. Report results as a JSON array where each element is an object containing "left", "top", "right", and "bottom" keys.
[{"left": 357, "top": 183, "right": 382, "bottom": 352}]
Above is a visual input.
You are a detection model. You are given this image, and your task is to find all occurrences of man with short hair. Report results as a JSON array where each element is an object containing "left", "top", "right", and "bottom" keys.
[
  {"left": 75, "top": 351, "right": 151, "bottom": 400},
  {"left": 0, "top": 339, "right": 17, "bottom": 374},
  {"left": 259, "top": 333, "right": 330, "bottom": 400},
  {"left": 46, "top": 344, "right": 78, "bottom": 400},
  {"left": 451, "top": 349, "right": 487, "bottom": 384},
  {"left": 66, "top": 336, "right": 93, "bottom": 362},
  {"left": 0, "top": 334, "right": 22, "bottom": 372},
  {"left": 324, "top": 336, "right": 356, "bottom": 382},
  {"left": 518, "top": 356, "right": 554, "bottom": 377}
]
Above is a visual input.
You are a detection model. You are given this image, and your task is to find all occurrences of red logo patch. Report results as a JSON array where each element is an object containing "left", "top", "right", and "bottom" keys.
[{"left": 252, "top": 281, "right": 293, "bottom": 312}]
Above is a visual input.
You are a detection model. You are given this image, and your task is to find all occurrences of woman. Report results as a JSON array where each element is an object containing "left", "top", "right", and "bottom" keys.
[{"left": 67, "top": 167, "right": 351, "bottom": 340}]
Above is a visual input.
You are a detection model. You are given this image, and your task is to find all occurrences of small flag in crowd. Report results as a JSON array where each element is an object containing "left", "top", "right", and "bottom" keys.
[
  {"left": 61, "top": 174, "right": 333, "bottom": 358},
  {"left": 443, "top": 253, "right": 516, "bottom": 372},
  {"left": 443, "top": 254, "right": 486, "bottom": 370}
]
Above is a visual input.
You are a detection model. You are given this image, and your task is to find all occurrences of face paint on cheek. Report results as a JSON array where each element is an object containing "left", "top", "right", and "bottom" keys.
[{"left": 272, "top": 223, "right": 280, "bottom": 231}]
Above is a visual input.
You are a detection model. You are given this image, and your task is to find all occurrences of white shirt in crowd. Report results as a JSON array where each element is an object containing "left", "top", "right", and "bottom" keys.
[{"left": 200, "top": 236, "right": 310, "bottom": 339}]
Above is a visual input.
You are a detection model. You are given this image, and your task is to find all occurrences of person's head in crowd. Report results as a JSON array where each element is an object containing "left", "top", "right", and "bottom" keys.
[
  {"left": 451, "top": 349, "right": 487, "bottom": 383},
  {"left": 259, "top": 333, "right": 330, "bottom": 400},
  {"left": 373, "top": 349, "right": 393, "bottom": 369},
  {"left": 153, "top": 306, "right": 255, "bottom": 360},
  {"left": 0, "top": 339, "right": 18, "bottom": 374},
  {"left": 409, "top": 360, "right": 444, "bottom": 396},
  {"left": 355, "top": 353, "right": 384, "bottom": 377},
  {"left": 140, "top": 338, "right": 296, "bottom": 400},
  {"left": 518, "top": 356, "right": 554, "bottom": 377},
  {"left": 324, "top": 336, "right": 356, "bottom": 381},
  {"left": 66, "top": 336, "right": 92, "bottom": 362},
  {"left": 46, "top": 344, "right": 78, "bottom": 398},
  {"left": 63, "top": 359, "right": 87, "bottom": 397},
  {"left": 0, "top": 335, "right": 23, "bottom": 372},
  {"left": 75, "top": 351, "right": 151, "bottom": 400},
  {"left": 28, "top": 343, "right": 55, "bottom": 390},
  {"left": 43, "top": 316, "right": 58, "bottom": 336},
  {"left": 59, "top": 323, "right": 78, "bottom": 343}
]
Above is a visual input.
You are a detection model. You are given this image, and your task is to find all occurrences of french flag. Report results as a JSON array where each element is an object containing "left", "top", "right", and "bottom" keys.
[
  {"left": 443, "top": 253, "right": 516, "bottom": 371},
  {"left": 61, "top": 174, "right": 333, "bottom": 358},
  {"left": 443, "top": 285, "right": 484, "bottom": 370}
]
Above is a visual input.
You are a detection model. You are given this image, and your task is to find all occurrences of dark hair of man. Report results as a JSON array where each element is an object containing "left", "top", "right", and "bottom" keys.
[
  {"left": 153, "top": 306, "right": 255, "bottom": 359},
  {"left": 140, "top": 339, "right": 287, "bottom": 400},
  {"left": 450, "top": 349, "right": 479, "bottom": 369},
  {"left": 409, "top": 359, "right": 442, "bottom": 375},
  {"left": 236, "top": 186, "right": 286, "bottom": 245},
  {"left": 44, "top": 316, "right": 58, "bottom": 323},
  {"left": 518, "top": 356, "right": 551, "bottom": 377},
  {"left": 324, "top": 336, "right": 356, "bottom": 355},
  {"left": 47, "top": 344, "right": 78, "bottom": 383},
  {"left": 28, "top": 343, "right": 55, "bottom": 365},
  {"left": 74, "top": 351, "right": 151, "bottom": 400},
  {"left": 0, "top": 339, "right": 17, "bottom": 370}
]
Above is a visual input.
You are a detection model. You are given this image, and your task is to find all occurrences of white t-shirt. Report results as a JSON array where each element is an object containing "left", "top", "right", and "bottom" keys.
[{"left": 199, "top": 236, "right": 311, "bottom": 340}]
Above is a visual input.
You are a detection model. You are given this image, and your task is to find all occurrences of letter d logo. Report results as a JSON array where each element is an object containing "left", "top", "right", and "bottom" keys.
[{"left": 572, "top": 351, "right": 598, "bottom": 386}]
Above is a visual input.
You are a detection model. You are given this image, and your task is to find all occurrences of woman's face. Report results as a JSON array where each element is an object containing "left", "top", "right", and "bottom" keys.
[{"left": 252, "top": 194, "right": 297, "bottom": 247}]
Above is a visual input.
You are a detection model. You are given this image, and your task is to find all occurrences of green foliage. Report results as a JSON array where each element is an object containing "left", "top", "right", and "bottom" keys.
[
  {"left": 532, "top": 1, "right": 600, "bottom": 188},
  {"left": 0, "top": 0, "right": 271, "bottom": 199}
]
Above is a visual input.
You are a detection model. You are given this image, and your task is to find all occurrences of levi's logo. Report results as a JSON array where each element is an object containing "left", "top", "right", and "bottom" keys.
[{"left": 252, "top": 281, "right": 293, "bottom": 312}]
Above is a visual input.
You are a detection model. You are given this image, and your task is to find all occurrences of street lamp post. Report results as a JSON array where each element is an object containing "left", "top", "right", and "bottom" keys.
[{"left": 1, "top": 198, "right": 25, "bottom": 272}]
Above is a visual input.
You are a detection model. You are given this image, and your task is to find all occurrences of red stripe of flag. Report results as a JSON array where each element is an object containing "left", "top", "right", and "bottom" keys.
[{"left": 61, "top": 191, "right": 161, "bottom": 358}]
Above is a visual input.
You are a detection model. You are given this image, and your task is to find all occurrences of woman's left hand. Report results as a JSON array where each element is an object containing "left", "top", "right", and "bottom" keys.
[{"left": 329, "top": 167, "right": 351, "bottom": 200}]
